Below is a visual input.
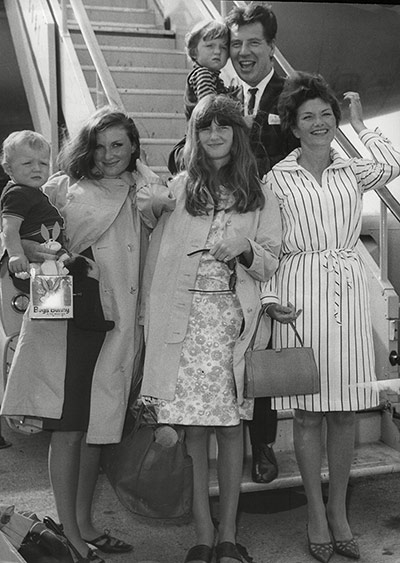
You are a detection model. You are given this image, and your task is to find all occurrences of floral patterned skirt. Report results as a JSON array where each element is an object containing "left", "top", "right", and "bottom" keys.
[{"left": 157, "top": 289, "right": 254, "bottom": 426}]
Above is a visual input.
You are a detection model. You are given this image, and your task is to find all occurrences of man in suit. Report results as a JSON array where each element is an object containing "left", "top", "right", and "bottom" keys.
[{"left": 226, "top": 2, "right": 298, "bottom": 484}]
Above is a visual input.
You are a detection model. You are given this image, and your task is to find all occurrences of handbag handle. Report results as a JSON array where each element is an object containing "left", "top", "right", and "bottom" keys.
[{"left": 248, "top": 308, "right": 304, "bottom": 352}]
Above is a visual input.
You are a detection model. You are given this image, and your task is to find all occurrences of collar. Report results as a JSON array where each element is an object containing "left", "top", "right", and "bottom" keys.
[
  {"left": 273, "top": 146, "right": 351, "bottom": 172},
  {"left": 242, "top": 68, "right": 274, "bottom": 115}
]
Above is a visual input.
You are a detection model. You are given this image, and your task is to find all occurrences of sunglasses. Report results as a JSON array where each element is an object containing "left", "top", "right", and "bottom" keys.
[{"left": 187, "top": 248, "right": 237, "bottom": 293}]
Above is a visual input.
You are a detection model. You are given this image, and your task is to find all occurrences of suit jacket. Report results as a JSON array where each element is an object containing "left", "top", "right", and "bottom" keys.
[
  {"left": 167, "top": 72, "right": 298, "bottom": 177},
  {"left": 248, "top": 72, "right": 299, "bottom": 178}
]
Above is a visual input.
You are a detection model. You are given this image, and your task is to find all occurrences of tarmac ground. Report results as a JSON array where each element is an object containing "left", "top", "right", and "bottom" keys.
[{"left": 1, "top": 421, "right": 400, "bottom": 563}]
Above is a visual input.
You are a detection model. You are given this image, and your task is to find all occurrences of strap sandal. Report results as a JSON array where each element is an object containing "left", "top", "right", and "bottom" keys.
[
  {"left": 332, "top": 536, "right": 360, "bottom": 560},
  {"left": 82, "top": 549, "right": 105, "bottom": 563},
  {"left": 236, "top": 543, "right": 255, "bottom": 562},
  {"left": 184, "top": 544, "right": 214, "bottom": 563},
  {"left": 83, "top": 529, "right": 133, "bottom": 553},
  {"left": 216, "top": 541, "right": 244, "bottom": 562}
]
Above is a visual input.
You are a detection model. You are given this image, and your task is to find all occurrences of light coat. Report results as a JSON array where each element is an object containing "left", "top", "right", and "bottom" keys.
[
  {"left": 140, "top": 174, "right": 282, "bottom": 404},
  {"left": 1, "top": 165, "right": 166, "bottom": 443}
]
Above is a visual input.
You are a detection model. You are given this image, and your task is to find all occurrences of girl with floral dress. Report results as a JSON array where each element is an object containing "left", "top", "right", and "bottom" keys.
[{"left": 139, "top": 94, "right": 282, "bottom": 563}]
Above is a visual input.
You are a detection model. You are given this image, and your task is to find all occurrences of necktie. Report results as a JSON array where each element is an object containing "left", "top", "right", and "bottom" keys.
[{"left": 247, "top": 87, "right": 258, "bottom": 115}]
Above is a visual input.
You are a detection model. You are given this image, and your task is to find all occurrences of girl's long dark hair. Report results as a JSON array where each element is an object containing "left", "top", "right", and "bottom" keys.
[
  {"left": 58, "top": 106, "right": 141, "bottom": 180},
  {"left": 182, "top": 94, "right": 264, "bottom": 216}
]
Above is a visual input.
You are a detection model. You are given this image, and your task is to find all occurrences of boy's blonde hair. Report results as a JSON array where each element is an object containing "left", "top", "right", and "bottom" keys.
[
  {"left": 185, "top": 20, "right": 229, "bottom": 63},
  {"left": 1, "top": 130, "right": 50, "bottom": 168}
]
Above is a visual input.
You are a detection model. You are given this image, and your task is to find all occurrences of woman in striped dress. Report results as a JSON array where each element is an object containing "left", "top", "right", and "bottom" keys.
[{"left": 261, "top": 72, "right": 400, "bottom": 563}]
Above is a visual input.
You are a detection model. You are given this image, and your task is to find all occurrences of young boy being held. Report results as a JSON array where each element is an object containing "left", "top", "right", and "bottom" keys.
[
  {"left": 0, "top": 130, "right": 63, "bottom": 277},
  {"left": 0, "top": 130, "right": 114, "bottom": 332},
  {"left": 184, "top": 19, "right": 230, "bottom": 120},
  {"left": 169, "top": 20, "right": 233, "bottom": 174}
]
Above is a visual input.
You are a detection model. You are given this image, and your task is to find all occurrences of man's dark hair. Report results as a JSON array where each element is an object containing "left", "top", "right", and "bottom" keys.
[{"left": 225, "top": 2, "right": 277, "bottom": 44}]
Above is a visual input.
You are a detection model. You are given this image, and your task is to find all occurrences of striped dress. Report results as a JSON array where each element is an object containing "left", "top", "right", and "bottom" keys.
[{"left": 261, "top": 129, "right": 400, "bottom": 412}]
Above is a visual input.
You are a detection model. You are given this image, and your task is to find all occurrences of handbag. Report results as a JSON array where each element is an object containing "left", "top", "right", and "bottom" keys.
[
  {"left": 244, "top": 310, "right": 320, "bottom": 398},
  {"left": 101, "top": 392, "right": 193, "bottom": 523},
  {"left": 0, "top": 508, "right": 75, "bottom": 563}
]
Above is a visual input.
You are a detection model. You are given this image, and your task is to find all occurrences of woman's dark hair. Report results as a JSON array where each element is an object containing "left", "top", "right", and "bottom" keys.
[
  {"left": 278, "top": 71, "right": 341, "bottom": 135},
  {"left": 58, "top": 106, "right": 141, "bottom": 180},
  {"left": 182, "top": 94, "right": 264, "bottom": 216}
]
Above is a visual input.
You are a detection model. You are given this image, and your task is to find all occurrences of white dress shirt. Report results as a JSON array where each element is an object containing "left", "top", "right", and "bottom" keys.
[{"left": 243, "top": 68, "right": 275, "bottom": 116}]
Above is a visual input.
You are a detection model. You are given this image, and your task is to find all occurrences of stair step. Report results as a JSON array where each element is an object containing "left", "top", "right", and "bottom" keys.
[
  {"left": 209, "top": 441, "right": 400, "bottom": 496},
  {"left": 150, "top": 165, "right": 170, "bottom": 176},
  {"left": 82, "top": 65, "right": 187, "bottom": 89},
  {"left": 90, "top": 88, "right": 184, "bottom": 113},
  {"left": 142, "top": 137, "right": 181, "bottom": 146},
  {"left": 205, "top": 410, "right": 383, "bottom": 465},
  {"left": 68, "top": 6, "right": 156, "bottom": 26},
  {"left": 130, "top": 111, "right": 186, "bottom": 139},
  {"left": 74, "top": 44, "right": 189, "bottom": 68},
  {"left": 141, "top": 138, "right": 181, "bottom": 169},
  {"left": 243, "top": 409, "right": 382, "bottom": 456},
  {"left": 68, "top": 21, "right": 168, "bottom": 33},
  {"left": 71, "top": 28, "right": 177, "bottom": 49},
  {"left": 80, "top": 0, "right": 147, "bottom": 7}
]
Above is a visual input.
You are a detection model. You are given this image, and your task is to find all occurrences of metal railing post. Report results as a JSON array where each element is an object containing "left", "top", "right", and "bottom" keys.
[
  {"left": 380, "top": 201, "right": 389, "bottom": 283},
  {"left": 220, "top": 1, "right": 227, "bottom": 18},
  {"left": 95, "top": 74, "right": 106, "bottom": 109},
  {"left": 61, "top": 0, "right": 68, "bottom": 36}
]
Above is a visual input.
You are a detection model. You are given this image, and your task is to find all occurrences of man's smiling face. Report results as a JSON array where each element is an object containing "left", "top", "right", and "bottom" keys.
[{"left": 229, "top": 21, "right": 275, "bottom": 87}]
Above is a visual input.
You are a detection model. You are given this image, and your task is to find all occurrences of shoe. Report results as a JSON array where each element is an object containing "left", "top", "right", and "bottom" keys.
[
  {"left": 216, "top": 542, "right": 243, "bottom": 562},
  {"left": 184, "top": 544, "right": 213, "bottom": 563},
  {"left": 41, "top": 517, "right": 105, "bottom": 562},
  {"left": 236, "top": 543, "right": 255, "bottom": 562},
  {"left": 83, "top": 530, "right": 133, "bottom": 553},
  {"left": 332, "top": 536, "right": 360, "bottom": 559},
  {"left": 83, "top": 549, "right": 105, "bottom": 563},
  {"left": 251, "top": 443, "right": 278, "bottom": 483},
  {"left": 307, "top": 533, "right": 334, "bottom": 563},
  {"left": 327, "top": 518, "right": 360, "bottom": 560}
]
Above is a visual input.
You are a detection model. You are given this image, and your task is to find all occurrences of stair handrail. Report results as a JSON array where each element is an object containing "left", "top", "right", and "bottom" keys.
[
  {"left": 4, "top": 0, "right": 60, "bottom": 170},
  {"left": 195, "top": 0, "right": 222, "bottom": 21},
  {"left": 61, "top": 0, "right": 124, "bottom": 110}
]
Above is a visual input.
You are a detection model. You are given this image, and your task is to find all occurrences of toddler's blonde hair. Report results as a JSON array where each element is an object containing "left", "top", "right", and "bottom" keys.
[{"left": 1, "top": 130, "right": 50, "bottom": 168}]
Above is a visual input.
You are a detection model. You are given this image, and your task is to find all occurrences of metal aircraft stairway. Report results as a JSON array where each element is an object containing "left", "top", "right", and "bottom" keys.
[
  {"left": 65, "top": 0, "right": 189, "bottom": 175},
  {"left": 2, "top": 0, "right": 400, "bottom": 496}
]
